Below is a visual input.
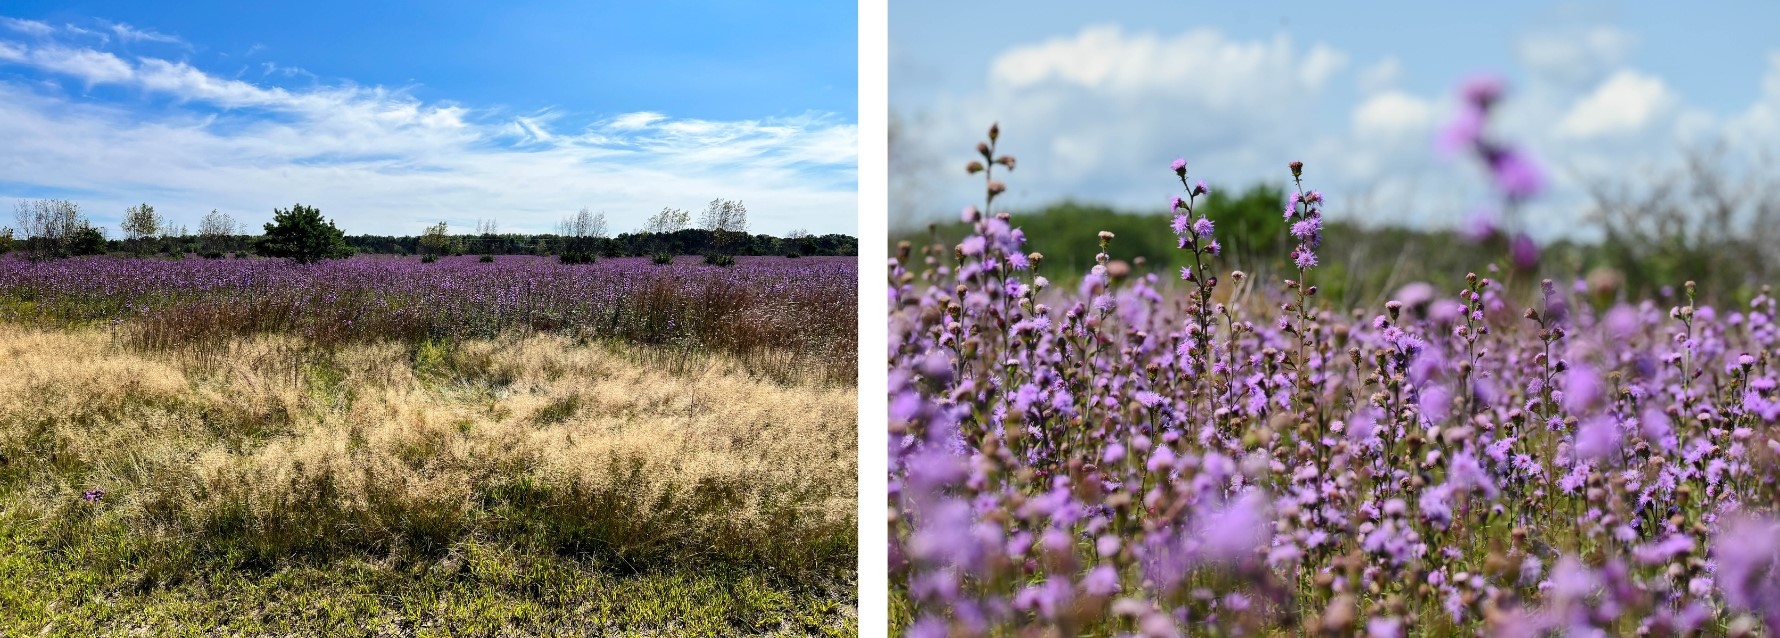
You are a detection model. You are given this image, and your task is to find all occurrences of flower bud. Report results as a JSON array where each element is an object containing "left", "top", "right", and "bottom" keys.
[
  {"left": 988, "top": 122, "right": 999, "bottom": 142},
  {"left": 1290, "top": 161, "right": 1304, "bottom": 177},
  {"left": 966, "top": 160, "right": 984, "bottom": 174}
]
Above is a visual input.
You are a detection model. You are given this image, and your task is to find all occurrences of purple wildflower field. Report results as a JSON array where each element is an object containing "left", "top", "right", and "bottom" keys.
[
  {"left": 0, "top": 253, "right": 857, "bottom": 382},
  {"left": 888, "top": 109, "right": 1780, "bottom": 633}
]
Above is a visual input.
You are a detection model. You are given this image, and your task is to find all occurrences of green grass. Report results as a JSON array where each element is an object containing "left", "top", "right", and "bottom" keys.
[{"left": 0, "top": 519, "right": 855, "bottom": 637}]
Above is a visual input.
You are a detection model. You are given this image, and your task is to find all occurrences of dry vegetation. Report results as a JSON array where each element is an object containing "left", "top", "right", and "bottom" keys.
[{"left": 0, "top": 324, "right": 856, "bottom": 636}]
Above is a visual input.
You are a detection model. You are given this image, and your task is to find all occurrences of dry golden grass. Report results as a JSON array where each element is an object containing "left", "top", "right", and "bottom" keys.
[{"left": 0, "top": 324, "right": 856, "bottom": 577}]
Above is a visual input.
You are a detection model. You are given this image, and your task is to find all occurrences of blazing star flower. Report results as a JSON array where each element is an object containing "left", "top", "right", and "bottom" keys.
[
  {"left": 1490, "top": 149, "right": 1545, "bottom": 200},
  {"left": 1192, "top": 217, "right": 1214, "bottom": 239},
  {"left": 1171, "top": 158, "right": 1187, "bottom": 176}
]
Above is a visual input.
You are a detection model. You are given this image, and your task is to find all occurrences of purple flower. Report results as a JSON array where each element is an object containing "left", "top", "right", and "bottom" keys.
[
  {"left": 1197, "top": 491, "right": 1269, "bottom": 563},
  {"left": 1490, "top": 149, "right": 1544, "bottom": 200},
  {"left": 82, "top": 489, "right": 104, "bottom": 502},
  {"left": 1510, "top": 233, "right": 1539, "bottom": 270},
  {"left": 1082, "top": 564, "right": 1120, "bottom": 596},
  {"left": 1192, "top": 217, "right": 1214, "bottom": 239},
  {"left": 1715, "top": 515, "right": 1780, "bottom": 616},
  {"left": 1170, "top": 158, "right": 1187, "bottom": 176}
]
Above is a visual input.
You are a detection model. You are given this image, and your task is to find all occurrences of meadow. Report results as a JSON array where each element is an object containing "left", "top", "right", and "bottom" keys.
[
  {"left": 0, "top": 253, "right": 858, "bottom": 636},
  {"left": 888, "top": 122, "right": 1780, "bottom": 635}
]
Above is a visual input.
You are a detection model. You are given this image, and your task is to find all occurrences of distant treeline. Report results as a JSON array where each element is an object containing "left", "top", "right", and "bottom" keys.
[
  {"left": 5, "top": 199, "right": 857, "bottom": 260},
  {"left": 344, "top": 228, "right": 859, "bottom": 258},
  {"left": 895, "top": 175, "right": 1780, "bottom": 308},
  {"left": 2, "top": 228, "right": 857, "bottom": 259}
]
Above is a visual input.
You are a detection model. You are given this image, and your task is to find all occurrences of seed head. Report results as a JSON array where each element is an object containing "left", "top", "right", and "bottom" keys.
[{"left": 1289, "top": 161, "right": 1304, "bottom": 178}]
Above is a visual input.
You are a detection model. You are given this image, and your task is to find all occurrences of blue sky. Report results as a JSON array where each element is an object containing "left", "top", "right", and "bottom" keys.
[
  {"left": 891, "top": 2, "right": 1780, "bottom": 240},
  {"left": 0, "top": 1, "right": 858, "bottom": 236}
]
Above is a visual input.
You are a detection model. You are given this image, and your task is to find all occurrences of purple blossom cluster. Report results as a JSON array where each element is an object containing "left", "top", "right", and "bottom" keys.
[
  {"left": 1442, "top": 75, "right": 1546, "bottom": 272},
  {"left": 889, "top": 126, "right": 1780, "bottom": 636},
  {"left": 0, "top": 254, "right": 856, "bottom": 375}
]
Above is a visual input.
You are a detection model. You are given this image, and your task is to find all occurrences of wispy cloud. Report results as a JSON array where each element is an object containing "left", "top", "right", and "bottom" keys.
[
  {"left": 60, "top": 23, "right": 110, "bottom": 45},
  {"left": 608, "top": 111, "right": 667, "bottom": 130},
  {"left": 100, "top": 19, "right": 187, "bottom": 47},
  {"left": 0, "top": 24, "right": 857, "bottom": 236},
  {"left": 0, "top": 17, "right": 52, "bottom": 37}
]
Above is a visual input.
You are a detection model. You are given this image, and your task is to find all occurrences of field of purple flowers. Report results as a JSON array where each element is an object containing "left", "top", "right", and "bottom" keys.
[
  {"left": 0, "top": 253, "right": 856, "bottom": 383},
  {"left": 888, "top": 125, "right": 1780, "bottom": 636}
]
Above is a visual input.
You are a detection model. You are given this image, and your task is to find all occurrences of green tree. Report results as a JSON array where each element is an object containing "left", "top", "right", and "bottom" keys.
[
  {"left": 68, "top": 225, "right": 107, "bottom": 256},
  {"left": 418, "top": 221, "right": 451, "bottom": 258},
  {"left": 256, "top": 203, "right": 352, "bottom": 264},
  {"left": 120, "top": 202, "right": 161, "bottom": 255}
]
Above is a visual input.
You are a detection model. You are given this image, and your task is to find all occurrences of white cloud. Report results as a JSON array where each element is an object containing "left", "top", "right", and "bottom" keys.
[
  {"left": 0, "top": 34, "right": 857, "bottom": 236},
  {"left": 899, "top": 25, "right": 1351, "bottom": 217},
  {"left": 990, "top": 25, "right": 1346, "bottom": 97},
  {"left": 1731, "top": 52, "right": 1780, "bottom": 141},
  {"left": 1352, "top": 91, "right": 1435, "bottom": 139},
  {"left": 1557, "top": 69, "right": 1677, "bottom": 138},
  {"left": 1517, "top": 25, "right": 1634, "bottom": 88},
  {"left": 31, "top": 45, "right": 133, "bottom": 85},
  {"left": 0, "top": 17, "right": 53, "bottom": 37},
  {"left": 102, "top": 20, "right": 186, "bottom": 47},
  {"left": 61, "top": 24, "right": 109, "bottom": 45},
  {"left": 608, "top": 111, "right": 667, "bottom": 130}
]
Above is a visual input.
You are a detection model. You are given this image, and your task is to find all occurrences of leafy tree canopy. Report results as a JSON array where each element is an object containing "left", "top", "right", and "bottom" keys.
[{"left": 256, "top": 203, "right": 352, "bottom": 264}]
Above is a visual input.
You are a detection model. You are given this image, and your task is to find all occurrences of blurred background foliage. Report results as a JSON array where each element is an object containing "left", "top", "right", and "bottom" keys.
[{"left": 893, "top": 151, "right": 1780, "bottom": 309}]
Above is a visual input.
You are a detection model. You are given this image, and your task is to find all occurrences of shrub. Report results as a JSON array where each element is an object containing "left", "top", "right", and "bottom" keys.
[
  {"left": 255, "top": 204, "right": 352, "bottom": 264},
  {"left": 559, "top": 251, "right": 596, "bottom": 265},
  {"left": 202, "top": 251, "right": 225, "bottom": 260},
  {"left": 421, "top": 254, "right": 438, "bottom": 264},
  {"left": 479, "top": 253, "right": 495, "bottom": 263},
  {"left": 651, "top": 252, "right": 675, "bottom": 265},
  {"left": 702, "top": 253, "right": 735, "bottom": 267}
]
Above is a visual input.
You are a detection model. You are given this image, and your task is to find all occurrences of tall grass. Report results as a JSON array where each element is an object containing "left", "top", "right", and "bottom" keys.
[{"left": 0, "top": 325, "right": 857, "bottom": 633}]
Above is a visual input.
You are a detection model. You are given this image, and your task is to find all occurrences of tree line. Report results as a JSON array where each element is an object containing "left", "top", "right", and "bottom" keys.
[{"left": 2, "top": 198, "right": 856, "bottom": 263}]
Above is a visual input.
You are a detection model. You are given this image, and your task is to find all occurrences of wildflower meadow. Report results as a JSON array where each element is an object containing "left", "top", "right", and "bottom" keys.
[
  {"left": 1, "top": 250, "right": 859, "bottom": 635},
  {"left": 888, "top": 117, "right": 1780, "bottom": 635}
]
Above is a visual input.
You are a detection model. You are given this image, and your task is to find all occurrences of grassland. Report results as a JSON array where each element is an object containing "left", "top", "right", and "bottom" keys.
[{"left": 0, "top": 325, "right": 857, "bottom": 636}]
